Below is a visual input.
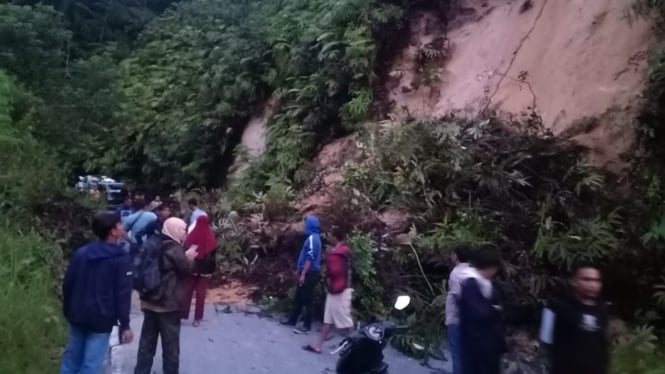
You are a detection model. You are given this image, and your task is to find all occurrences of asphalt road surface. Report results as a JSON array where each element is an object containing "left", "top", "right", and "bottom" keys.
[{"left": 111, "top": 303, "right": 451, "bottom": 374}]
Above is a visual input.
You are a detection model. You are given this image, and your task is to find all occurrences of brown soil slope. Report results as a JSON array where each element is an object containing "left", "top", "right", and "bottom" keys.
[{"left": 386, "top": 0, "right": 652, "bottom": 170}]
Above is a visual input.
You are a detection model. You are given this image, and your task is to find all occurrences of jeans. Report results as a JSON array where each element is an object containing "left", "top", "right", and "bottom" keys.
[
  {"left": 181, "top": 275, "right": 208, "bottom": 321},
  {"left": 447, "top": 324, "right": 462, "bottom": 374},
  {"left": 287, "top": 271, "right": 321, "bottom": 329},
  {"left": 134, "top": 310, "right": 181, "bottom": 374},
  {"left": 60, "top": 325, "right": 111, "bottom": 374}
]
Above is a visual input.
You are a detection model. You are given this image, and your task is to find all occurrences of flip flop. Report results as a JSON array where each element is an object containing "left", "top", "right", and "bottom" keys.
[{"left": 302, "top": 345, "right": 322, "bottom": 354}]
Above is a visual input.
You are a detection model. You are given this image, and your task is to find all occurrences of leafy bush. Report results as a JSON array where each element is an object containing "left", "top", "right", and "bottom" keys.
[
  {"left": 612, "top": 325, "right": 665, "bottom": 374},
  {"left": 0, "top": 70, "right": 64, "bottom": 219},
  {"left": 347, "top": 231, "right": 386, "bottom": 319},
  {"left": 0, "top": 228, "right": 65, "bottom": 374},
  {"left": 344, "top": 115, "right": 664, "bottom": 332}
]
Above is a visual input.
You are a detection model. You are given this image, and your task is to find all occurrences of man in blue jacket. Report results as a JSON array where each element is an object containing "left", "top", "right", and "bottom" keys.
[
  {"left": 60, "top": 212, "right": 134, "bottom": 374},
  {"left": 281, "top": 216, "right": 322, "bottom": 334}
]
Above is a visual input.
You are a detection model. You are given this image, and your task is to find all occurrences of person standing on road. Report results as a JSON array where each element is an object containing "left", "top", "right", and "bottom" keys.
[
  {"left": 445, "top": 243, "right": 472, "bottom": 374},
  {"left": 181, "top": 214, "right": 218, "bottom": 327},
  {"left": 459, "top": 245, "right": 505, "bottom": 374},
  {"left": 60, "top": 212, "right": 134, "bottom": 374},
  {"left": 545, "top": 263, "right": 609, "bottom": 374},
  {"left": 303, "top": 226, "right": 353, "bottom": 353},
  {"left": 281, "top": 215, "right": 322, "bottom": 334},
  {"left": 134, "top": 217, "right": 196, "bottom": 374}
]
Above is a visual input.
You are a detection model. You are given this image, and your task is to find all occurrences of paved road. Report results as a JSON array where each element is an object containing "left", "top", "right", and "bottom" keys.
[{"left": 111, "top": 303, "right": 450, "bottom": 374}]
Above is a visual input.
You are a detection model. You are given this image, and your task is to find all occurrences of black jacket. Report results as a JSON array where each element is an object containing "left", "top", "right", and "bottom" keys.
[
  {"left": 459, "top": 278, "right": 506, "bottom": 374},
  {"left": 549, "top": 294, "right": 609, "bottom": 374}
]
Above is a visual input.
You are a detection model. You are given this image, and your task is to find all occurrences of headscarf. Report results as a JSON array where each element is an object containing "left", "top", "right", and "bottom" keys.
[
  {"left": 162, "top": 217, "right": 187, "bottom": 244},
  {"left": 184, "top": 215, "right": 217, "bottom": 258}
]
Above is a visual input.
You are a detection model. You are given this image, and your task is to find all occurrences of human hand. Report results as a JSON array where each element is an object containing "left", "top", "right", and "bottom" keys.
[
  {"left": 121, "top": 328, "right": 134, "bottom": 344},
  {"left": 298, "top": 274, "right": 305, "bottom": 285},
  {"left": 185, "top": 248, "right": 197, "bottom": 261}
]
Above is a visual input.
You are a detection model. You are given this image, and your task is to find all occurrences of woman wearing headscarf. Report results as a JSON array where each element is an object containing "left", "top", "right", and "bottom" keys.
[
  {"left": 135, "top": 218, "right": 195, "bottom": 374},
  {"left": 181, "top": 214, "right": 217, "bottom": 327}
]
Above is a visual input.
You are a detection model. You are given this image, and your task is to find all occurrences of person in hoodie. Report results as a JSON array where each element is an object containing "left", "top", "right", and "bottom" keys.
[
  {"left": 303, "top": 225, "right": 353, "bottom": 353},
  {"left": 60, "top": 212, "right": 134, "bottom": 374},
  {"left": 281, "top": 215, "right": 322, "bottom": 334},
  {"left": 459, "top": 245, "right": 505, "bottom": 374},
  {"left": 445, "top": 243, "right": 472, "bottom": 374},
  {"left": 134, "top": 217, "right": 196, "bottom": 374}
]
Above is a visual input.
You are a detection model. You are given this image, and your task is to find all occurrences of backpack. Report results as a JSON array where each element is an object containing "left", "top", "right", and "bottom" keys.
[{"left": 133, "top": 235, "right": 163, "bottom": 297}]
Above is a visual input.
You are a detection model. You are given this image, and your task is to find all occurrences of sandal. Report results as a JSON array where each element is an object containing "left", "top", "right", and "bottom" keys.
[
  {"left": 193, "top": 320, "right": 201, "bottom": 327},
  {"left": 302, "top": 345, "right": 322, "bottom": 354}
]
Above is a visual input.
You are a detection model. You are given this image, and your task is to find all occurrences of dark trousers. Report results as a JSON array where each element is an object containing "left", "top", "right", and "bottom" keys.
[
  {"left": 134, "top": 310, "right": 181, "bottom": 374},
  {"left": 181, "top": 275, "right": 208, "bottom": 321},
  {"left": 287, "top": 271, "right": 320, "bottom": 329}
]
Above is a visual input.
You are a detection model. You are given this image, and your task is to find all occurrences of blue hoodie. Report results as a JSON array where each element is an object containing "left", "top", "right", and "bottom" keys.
[
  {"left": 62, "top": 241, "right": 133, "bottom": 333},
  {"left": 297, "top": 216, "right": 322, "bottom": 273}
]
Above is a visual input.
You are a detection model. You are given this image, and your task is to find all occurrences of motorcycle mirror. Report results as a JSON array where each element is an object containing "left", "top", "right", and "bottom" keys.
[{"left": 394, "top": 295, "right": 411, "bottom": 311}]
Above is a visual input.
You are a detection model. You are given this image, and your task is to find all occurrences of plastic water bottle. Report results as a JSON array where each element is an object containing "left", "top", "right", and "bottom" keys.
[{"left": 539, "top": 307, "right": 556, "bottom": 344}]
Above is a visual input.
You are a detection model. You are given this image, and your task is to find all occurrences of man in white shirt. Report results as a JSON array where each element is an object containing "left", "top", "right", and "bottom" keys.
[{"left": 445, "top": 243, "right": 471, "bottom": 374}]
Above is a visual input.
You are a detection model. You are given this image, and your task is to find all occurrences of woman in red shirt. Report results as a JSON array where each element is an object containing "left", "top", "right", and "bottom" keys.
[{"left": 181, "top": 215, "right": 217, "bottom": 326}]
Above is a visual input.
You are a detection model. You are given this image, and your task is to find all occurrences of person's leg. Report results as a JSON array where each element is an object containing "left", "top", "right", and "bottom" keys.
[
  {"left": 284, "top": 283, "right": 304, "bottom": 326},
  {"left": 447, "top": 324, "right": 462, "bottom": 374},
  {"left": 194, "top": 276, "right": 208, "bottom": 323},
  {"left": 300, "top": 272, "right": 320, "bottom": 330},
  {"left": 159, "top": 311, "right": 182, "bottom": 374},
  {"left": 311, "top": 323, "right": 333, "bottom": 352},
  {"left": 309, "top": 293, "right": 335, "bottom": 351},
  {"left": 79, "top": 332, "right": 111, "bottom": 374},
  {"left": 134, "top": 310, "right": 160, "bottom": 374},
  {"left": 181, "top": 275, "right": 195, "bottom": 320},
  {"left": 59, "top": 325, "right": 85, "bottom": 374}
]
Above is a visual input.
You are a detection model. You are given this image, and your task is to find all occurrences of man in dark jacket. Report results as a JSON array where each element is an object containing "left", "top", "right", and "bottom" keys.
[
  {"left": 281, "top": 215, "right": 322, "bottom": 334},
  {"left": 459, "top": 245, "right": 505, "bottom": 374},
  {"left": 547, "top": 263, "right": 609, "bottom": 374},
  {"left": 60, "top": 212, "right": 134, "bottom": 374}
]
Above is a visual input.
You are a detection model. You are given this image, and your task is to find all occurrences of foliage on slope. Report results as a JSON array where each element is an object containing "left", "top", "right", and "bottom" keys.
[
  {"left": 0, "top": 71, "right": 66, "bottom": 373},
  {"left": 0, "top": 4, "right": 126, "bottom": 175},
  {"left": 337, "top": 116, "right": 665, "bottom": 363},
  {"left": 95, "top": 0, "right": 415, "bottom": 189}
]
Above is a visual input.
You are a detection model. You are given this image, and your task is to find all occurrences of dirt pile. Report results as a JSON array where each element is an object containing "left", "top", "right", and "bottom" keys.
[{"left": 384, "top": 0, "right": 652, "bottom": 171}]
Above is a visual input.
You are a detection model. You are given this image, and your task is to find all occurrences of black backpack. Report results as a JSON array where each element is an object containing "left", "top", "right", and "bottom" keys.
[{"left": 133, "top": 235, "right": 163, "bottom": 297}]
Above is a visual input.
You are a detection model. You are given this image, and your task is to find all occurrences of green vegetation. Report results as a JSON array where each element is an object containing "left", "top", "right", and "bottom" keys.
[
  {"left": 2, "top": 0, "right": 665, "bottom": 370},
  {"left": 0, "top": 229, "right": 65, "bottom": 373}
]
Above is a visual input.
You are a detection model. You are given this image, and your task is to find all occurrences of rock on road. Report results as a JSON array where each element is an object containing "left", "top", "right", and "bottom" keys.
[{"left": 111, "top": 302, "right": 451, "bottom": 374}]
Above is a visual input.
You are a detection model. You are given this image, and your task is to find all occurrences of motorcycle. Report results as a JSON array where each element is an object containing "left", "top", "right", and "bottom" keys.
[{"left": 332, "top": 295, "right": 411, "bottom": 374}]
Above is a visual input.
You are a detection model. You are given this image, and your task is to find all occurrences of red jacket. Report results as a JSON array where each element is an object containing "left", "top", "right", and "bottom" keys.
[{"left": 326, "top": 243, "right": 351, "bottom": 294}]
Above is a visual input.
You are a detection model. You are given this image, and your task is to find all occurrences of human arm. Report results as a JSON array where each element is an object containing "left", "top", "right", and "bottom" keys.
[
  {"left": 166, "top": 242, "right": 193, "bottom": 275},
  {"left": 299, "top": 260, "right": 311, "bottom": 284},
  {"left": 114, "top": 254, "right": 133, "bottom": 336},
  {"left": 185, "top": 244, "right": 199, "bottom": 259},
  {"left": 299, "top": 235, "right": 318, "bottom": 283},
  {"left": 459, "top": 278, "right": 495, "bottom": 321}
]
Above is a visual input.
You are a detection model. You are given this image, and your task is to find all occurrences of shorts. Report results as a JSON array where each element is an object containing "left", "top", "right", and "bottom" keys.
[{"left": 323, "top": 288, "right": 354, "bottom": 329}]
